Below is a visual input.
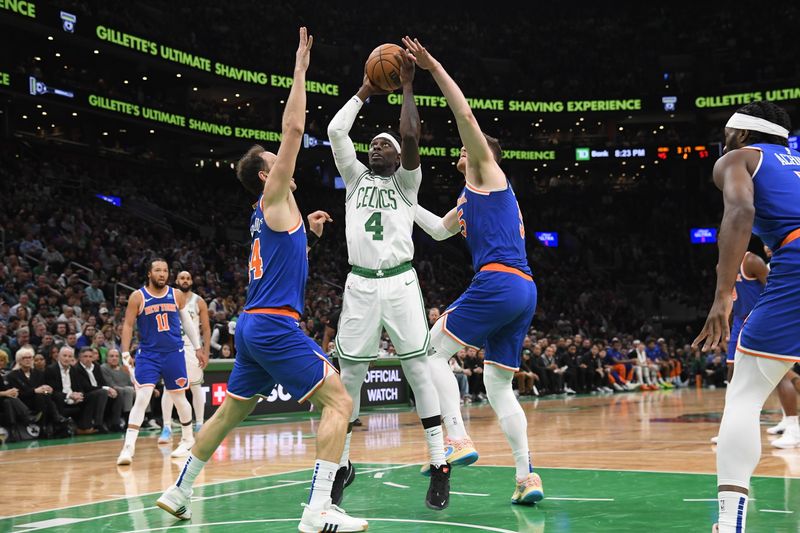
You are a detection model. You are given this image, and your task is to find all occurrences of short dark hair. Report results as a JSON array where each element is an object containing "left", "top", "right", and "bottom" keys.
[
  {"left": 147, "top": 257, "right": 168, "bottom": 275},
  {"left": 483, "top": 134, "right": 503, "bottom": 164},
  {"left": 79, "top": 346, "right": 94, "bottom": 356},
  {"left": 736, "top": 101, "right": 791, "bottom": 147},
  {"left": 236, "top": 144, "right": 267, "bottom": 196}
]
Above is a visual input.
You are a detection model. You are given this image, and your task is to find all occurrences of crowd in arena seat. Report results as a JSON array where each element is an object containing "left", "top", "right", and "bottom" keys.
[{"left": 0, "top": 137, "right": 728, "bottom": 443}]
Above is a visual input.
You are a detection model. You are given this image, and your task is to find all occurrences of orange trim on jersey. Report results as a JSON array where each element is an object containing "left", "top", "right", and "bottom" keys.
[
  {"left": 465, "top": 181, "right": 491, "bottom": 195},
  {"left": 484, "top": 360, "right": 519, "bottom": 372},
  {"left": 781, "top": 228, "right": 800, "bottom": 249},
  {"left": 243, "top": 307, "right": 300, "bottom": 320},
  {"left": 226, "top": 390, "right": 253, "bottom": 401},
  {"left": 480, "top": 262, "right": 533, "bottom": 281},
  {"left": 737, "top": 344, "right": 800, "bottom": 363},
  {"left": 739, "top": 251, "right": 757, "bottom": 281},
  {"left": 442, "top": 315, "right": 479, "bottom": 349},
  {"left": 288, "top": 217, "right": 304, "bottom": 234},
  {"left": 137, "top": 289, "right": 145, "bottom": 315}
]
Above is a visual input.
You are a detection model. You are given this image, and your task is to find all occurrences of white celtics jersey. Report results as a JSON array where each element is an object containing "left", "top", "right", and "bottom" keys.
[
  {"left": 181, "top": 292, "right": 201, "bottom": 349},
  {"left": 343, "top": 164, "right": 421, "bottom": 269}
]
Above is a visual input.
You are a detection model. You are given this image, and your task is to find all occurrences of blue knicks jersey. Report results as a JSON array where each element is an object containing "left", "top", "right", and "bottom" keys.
[
  {"left": 456, "top": 181, "right": 531, "bottom": 275},
  {"left": 732, "top": 252, "right": 763, "bottom": 320},
  {"left": 137, "top": 287, "right": 183, "bottom": 352},
  {"left": 745, "top": 144, "right": 800, "bottom": 250},
  {"left": 244, "top": 196, "right": 308, "bottom": 314}
]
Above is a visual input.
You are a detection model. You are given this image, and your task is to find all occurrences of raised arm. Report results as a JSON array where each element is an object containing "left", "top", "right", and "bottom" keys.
[
  {"left": 403, "top": 37, "right": 498, "bottom": 175},
  {"left": 693, "top": 150, "right": 757, "bottom": 351},
  {"left": 327, "top": 76, "right": 384, "bottom": 184},
  {"left": 263, "top": 27, "right": 313, "bottom": 206},
  {"left": 397, "top": 50, "right": 420, "bottom": 171}
]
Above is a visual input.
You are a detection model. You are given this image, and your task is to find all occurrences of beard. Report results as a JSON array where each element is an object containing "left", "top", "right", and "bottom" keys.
[
  {"left": 178, "top": 284, "right": 191, "bottom": 293},
  {"left": 150, "top": 278, "right": 167, "bottom": 289}
]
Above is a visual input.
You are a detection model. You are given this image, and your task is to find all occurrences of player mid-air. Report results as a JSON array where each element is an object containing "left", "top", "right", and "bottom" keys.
[
  {"left": 159, "top": 271, "right": 211, "bottom": 443},
  {"left": 693, "top": 101, "right": 800, "bottom": 533},
  {"left": 116, "top": 259, "right": 207, "bottom": 465},
  {"left": 156, "top": 28, "right": 368, "bottom": 533},
  {"left": 403, "top": 36, "right": 543, "bottom": 505},
  {"left": 327, "top": 48, "right": 449, "bottom": 509}
]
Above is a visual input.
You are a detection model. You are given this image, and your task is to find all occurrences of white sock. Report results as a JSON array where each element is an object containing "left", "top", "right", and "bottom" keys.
[
  {"left": 308, "top": 459, "right": 338, "bottom": 509},
  {"left": 424, "top": 424, "right": 446, "bottom": 466},
  {"left": 123, "top": 428, "right": 139, "bottom": 450},
  {"left": 191, "top": 384, "right": 205, "bottom": 424},
  {"left": 500, "top": 411, "right": 531, "bottom": 480},
  {"left": 175, "top": 453, "right": 207, "bottom": 492},
  {"left": 180, "top": 421, "right": 193, "bottom": 442},
  {"left": 339, "top": 430, "right": 352, "bottom": 468},
  {"left": 717, "top": 491, "right": 748, "bottom": 533},
  {"left": 785, "top": 415, "right": 799, "bottom": 427}
]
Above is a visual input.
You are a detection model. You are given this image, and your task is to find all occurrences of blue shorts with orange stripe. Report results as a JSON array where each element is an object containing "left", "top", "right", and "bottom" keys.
[
  {"left": 738, "top": 237, "right": 800, "bottom": 364},
  {"left": 134, "top": 348, "right": 188, "bottom": 391},
  {"left": 727, "top": 317, "right": 744, "bottom": 364},
  {"left": 228, "top": 310, "right": 336, "bottom": 403},
  {"left": 442, "top": 264, "right": 537, "bottom": 371}
]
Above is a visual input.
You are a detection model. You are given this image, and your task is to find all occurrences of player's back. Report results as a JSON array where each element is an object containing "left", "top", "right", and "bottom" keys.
[
  {"left": 732, "top": 253, "right": 762, "bottom": 320},
  {"left": 456, "top": 181, "right": 531, "bottom": 275},
  {"left": 745, "top": 143, "right": 800, "bottom": 250},
  {"left": 244, "top": 196, "right": 308, "bottom": 314},
  {"left": 137, "top": 287, "right": 183, "bottom": 352}
]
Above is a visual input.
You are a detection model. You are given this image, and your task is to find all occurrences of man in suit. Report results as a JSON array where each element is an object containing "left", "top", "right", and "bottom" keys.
[
  {"left": 44, "top": 346, "right": 106, "bottom": 434},
  {"left": 74, "top": 346, "right": 119, "bottom": 432}
]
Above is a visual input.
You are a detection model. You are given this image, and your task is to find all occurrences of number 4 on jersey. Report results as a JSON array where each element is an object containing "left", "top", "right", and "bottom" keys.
[
  {"left": 249, "top": 238, "right": 264, "bottom": 279},
  {"left": 365, "top": 212, "right": 384, "bottom": 241}
]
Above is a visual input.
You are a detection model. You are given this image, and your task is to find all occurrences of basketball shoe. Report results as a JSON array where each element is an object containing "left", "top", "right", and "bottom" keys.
[
  {"left": 420, "top": 436, "right": 479, "bottom": 476},
  {"left": 426, "top": 464, "right": 450, "bottom": 510},
  {"left": 171, "top": 437, "right": 195, "bottom": 458},
  {"left": 158, "top": 426, "right": 172, "bottom": 444},
  {"left": 156, "top": 485, "right": 192, "bottom": 520},
  {"left": 298, "top": 500, "right": 368, "bottom": 532},
  {"left": 511, "top": 472, "right": 544, "bottom": 505},
  {"left": 771, "top": 423, "right": 800, "bottom": 449},
  {"left": 331, "top": 461, "right": 356, "bottom": 506},
  {"left": 116, "top": 445, "right": 134, "bottom": 466}
]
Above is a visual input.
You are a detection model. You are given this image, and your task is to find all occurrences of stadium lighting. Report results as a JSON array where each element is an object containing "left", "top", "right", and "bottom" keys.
[
  {"left": 55, "top": 53, "right": 61, "bottom": 57},
  {"left": 34, "top": 56, "right": 41, "bottom": 61},
  {"left": 47, "top": 36, "right": 53, "bottom": 40},
  {"left": 235, "top": 93, "right": 240, "bottom": 97},
  {"left": 176, "top": 73, "right": 182, "bottom": 78},
  {"left": 124, "top": 80, "right": 129, "bottom": 84},
  {"left": 72, "top": 112, "right": 77, "bottom": 116},
  {"left": 142, "top": 76, "right": 148, "bottom": 81},
  {"left": 192, "top": 87, "right": 198, "bottom": 91},
  {"left": 93, "top": 50, "right": 99, "bottom": 54},
  {"left": 22, "top": 115, "right": 27, "bottom": 119}
]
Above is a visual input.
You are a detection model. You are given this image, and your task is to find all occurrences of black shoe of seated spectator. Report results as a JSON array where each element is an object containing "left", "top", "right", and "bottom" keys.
[
  {"left": 331, "top": 461, "right": 355, "bottom": 506},
  {"left": 95, "top": 424, "right": 110, "bottom": 434},
  {"left": 426, "top": 464, "right": 451, "bottom": 510}
]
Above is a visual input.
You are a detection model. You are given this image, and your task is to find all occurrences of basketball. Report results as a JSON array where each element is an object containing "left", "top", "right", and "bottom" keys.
[{"left": 365, "top": 43, "right": 404, "bottom": 92}]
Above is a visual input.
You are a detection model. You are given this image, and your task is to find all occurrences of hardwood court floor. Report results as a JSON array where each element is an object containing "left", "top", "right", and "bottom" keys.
[{"left": 2, "top": 388, "right": 799, "bottom": 532}]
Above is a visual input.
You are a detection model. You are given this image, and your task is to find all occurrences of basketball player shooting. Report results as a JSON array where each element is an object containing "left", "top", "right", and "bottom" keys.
[{"left": 326, "top": 46, "right": 449, "bottom": 510}]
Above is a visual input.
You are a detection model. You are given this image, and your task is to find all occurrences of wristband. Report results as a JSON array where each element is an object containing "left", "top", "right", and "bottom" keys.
[{"left": 308, "top": 232, "right": 321, "bottom": 249}]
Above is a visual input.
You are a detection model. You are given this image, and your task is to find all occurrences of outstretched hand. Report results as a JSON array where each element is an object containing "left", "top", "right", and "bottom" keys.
[
  {"left": 402, "top": 36, "right": 438, "bottom": 71},
  {"left": 360, "top": 72, "right": 390, "bottom": 98},
  {"left": 396, "top": 48, "right": 415, "bottom": 85},
  {"left": 307, "top": 210, "right": 333, "bottom": 238},
  {"left": 295, "top": 26, "right": 313, "bottom": 72}
]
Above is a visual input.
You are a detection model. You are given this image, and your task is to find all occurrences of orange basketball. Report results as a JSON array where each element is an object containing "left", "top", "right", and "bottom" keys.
[{"left": 365, "top": 43, "right": 404, "bottom": 92}]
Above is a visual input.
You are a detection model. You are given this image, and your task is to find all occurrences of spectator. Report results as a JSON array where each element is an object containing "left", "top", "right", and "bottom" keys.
[
  {"left": 33, "top": 352, "right": 47, "bottom": 372},
  {"left": 7, "top": 346, "right": 66, "bottom": 436},
  {"left": 449, "top": 349, "right": 470, "bottom": 404},
  {"left": 44, "top": 346, "right": 104, "bottom": 435},
  {"left": 91, "top": 332, "right": 110, "bottom": 363},
  {"left": 8, "top": 327, "right": 31, "bottom": 357},
  {"left": 515, "top": 348, "right": 537, "bottom": 396},
  {"left": 464, "top": 348, "right": 485, "bottom": 401},
  {"left": 41, "top": 244, "right": 65, "bottom": 269},
  {"left": 101, "top": 349, "right": 134, "bottom": 423},
  {"left": 705, "top": 354, "right": 727, "bottom": 389},
  {"left": 74, "top": 347, "right": 120, "bottom": 432},
  {"left": 85, "top": 279, "right": 105, "bottom": 308}
]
